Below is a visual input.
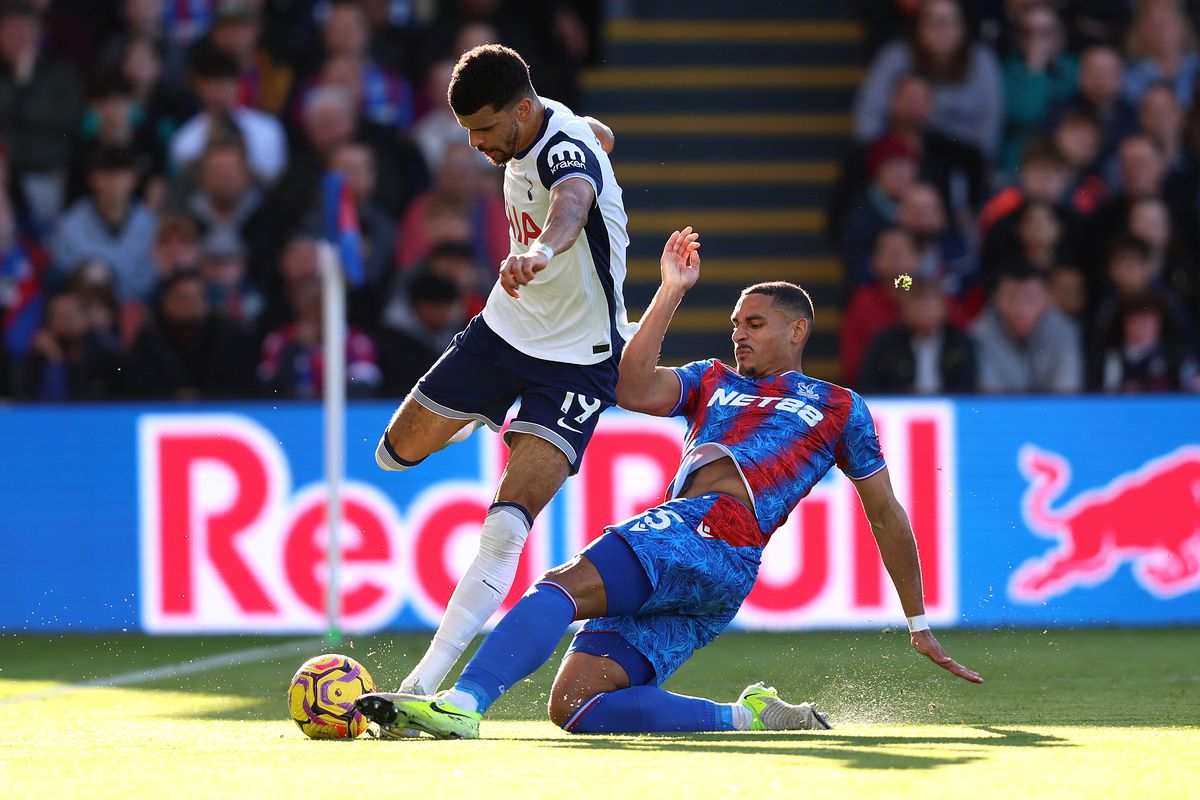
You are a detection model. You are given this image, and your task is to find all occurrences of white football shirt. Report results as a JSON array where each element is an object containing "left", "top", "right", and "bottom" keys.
[{"left": 481, "top": 97, "right": 635, "bottom": 365}]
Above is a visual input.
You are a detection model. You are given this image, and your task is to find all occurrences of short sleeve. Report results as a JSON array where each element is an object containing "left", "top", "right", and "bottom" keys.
[
  {"left": 836, "top": 391, "right": 886, "bottom": 480},
  {"left": 536, "top": 130, "right": 604, "bottom": 195},
  {"left": 668, "top": 359, "right": 715, "bottom": 418}
]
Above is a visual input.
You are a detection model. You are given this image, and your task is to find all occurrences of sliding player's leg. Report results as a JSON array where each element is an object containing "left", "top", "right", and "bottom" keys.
[
  {"left": 401, "top": 433, "right": 571, "bottom": 693},
  {"left": 357, "top": 541, "right": 624, "bottom": 738}
]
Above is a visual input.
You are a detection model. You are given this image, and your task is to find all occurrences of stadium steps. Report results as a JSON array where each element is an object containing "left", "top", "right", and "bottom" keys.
[{"left": 587, "top": 5, "right": 859, "bottom": 379}]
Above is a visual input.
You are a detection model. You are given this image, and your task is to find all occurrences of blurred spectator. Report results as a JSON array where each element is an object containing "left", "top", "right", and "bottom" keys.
[
  {"left": 839, "top": 227, "right": 917, "bottom": 385},
  {"left": 396, "top": 142, "right": 507, "bottom": 273},
  {"left": 70, "top": 72, "right": 167, "bottom": 206},
  {"left": 1090, "top": 291, "right": 1200, "bottom": 391},
  {"left": 0, "top": 164, "right": 48, "bottom": 369},
  {"left": 896, "top": 181, "right": 976, "bottom": 303},
  {"left": 257, "top": 230, "right": 318, "bottom": 336},
  {"left": 99, "top": 0, "right": 190, "bottom": 94},
  {"left": 410, "top": 240, "right": 489, "bottom": 317},
  {"left": 999, "top": 2, "right": 1078, "bottom": 173},
  {"left": 980, "top": 137, "right": 1072, "bottom": 246},
  {"left": 255, "top": 83, "right": 425, "bottom": 281},
  {"left": 1122, "top": 0, "right": 1200, "bottom": 109},
  {"left": 329, "top": 139, "right": 395, "bottom": 323},
  {"left": 829, "top": 74, "right": 985, "bottom": 244},
  {"left": 199, "top": 227, "right": 262, "bottom": 331},
  {"left": 421, "top": 1, "right": 559, "bottom": 103},
  {"left": 171, "top": 134, "right": 264, "bottom": 246},
  {"left": 1051, "top": 109, "right": 1110, "bottom": 216},
  {"left": 376, "top": 270, "right": 463, "bottom": 395},
  {"left": 117, "top": 34, "right": 189, "bottom": 144},
  {"left": 1058, "top": 1, "right": 1132, "bottom": 51},
  {"left": 1049, "top": 45, "right": 1138, "bottom": 173},
  {"left": 1080, "top": 134, "right": 1198, "bottom": 290},
  {"left": 126, "top": 269, "right": 255, "bottom": 399},
  {"left": 19, "top": 288, "right": 123, "bottom": 400},
  {"left": 0, "top": 0, "right": 85, "bottom": 228},
  {"left": 149, "top": 209, "right": 202, "bottom": 282},
  {"left": 1048, "top": 263, "right": 1088, "bottom": 320},
  {"left": 1127, "top": 196, "right": 1199, "bottom": 316},
  {"left": 63, "top": 258, "right": 122, "bottom": 339},
  {"left": 413, "top": 58, "right": 462, "bottom": 171},
  {"left": 311, "top": 0, "right": 414, "bottom": 130},
  {"left": 160, "top": 0, "right": 216, "bottom": 54},
  {"left": 835, "top": 134, "right": 918, "bottom": 286},
  {"left": 1136, "top": 83, "right": 1200, "bottom": 216},
  {"left": 258, "top": 273, "right": 381, "bottom": 398},
  {"left": 205, "top": 0, "right": 292, "bottom": 115},
  {"left": 1093, "top": 234, "right": 1194, "bottom": 348},
  {"left": 1012, "top": 200, "right": 1069, "bottom": 273},
  {"left": 170, "top": 43, "right": 287, "bottom": 184},
  {"left": 50, "top": 146, "right": 158, "bottom": 302},
  {"left": 360, "top": 0, "right": 426, "bottom": 78},
  {"left": 854, "top": 0, "right": 1004, "bottom": 158},
  {"left": 858, "top": 277, "right": 978, "bottom": 394},
  {"left": 972, "top": 265, "right": 1084, "bottom": 393}
]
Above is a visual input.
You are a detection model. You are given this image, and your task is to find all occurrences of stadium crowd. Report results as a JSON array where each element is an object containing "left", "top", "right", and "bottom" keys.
[
  {"left": 836, "top": 0, "right": 1200, "bottom": 394},
  {"left": 0, "top": 0, "right": 599, "bottom": 401}
]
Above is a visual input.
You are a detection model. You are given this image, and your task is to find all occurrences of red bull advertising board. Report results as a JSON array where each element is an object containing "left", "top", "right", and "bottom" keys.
[{"left": 1, "top": 397, "right": 1196, "bottom": 632}]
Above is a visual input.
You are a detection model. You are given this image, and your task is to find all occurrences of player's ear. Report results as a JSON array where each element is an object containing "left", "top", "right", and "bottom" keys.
[
  {"left": 791, "top": 317, "right": 810, "bottom": 344},
  {"left": 513, "top": 95, "right": 533, "bottom": 122}
]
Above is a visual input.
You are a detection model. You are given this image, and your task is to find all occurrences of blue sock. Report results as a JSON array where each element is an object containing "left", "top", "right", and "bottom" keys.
[
  {"left": 454, "top": 581, "right": 576, "bottom": 714},
  {"left": 563, "top": 686, "right": 736, "bottom": 733}
]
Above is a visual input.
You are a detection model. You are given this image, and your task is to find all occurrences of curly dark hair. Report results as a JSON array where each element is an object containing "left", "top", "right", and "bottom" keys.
[
  {"left": 448, "top": 44, "right": 534, "bottom": 116},
  {"left": 742, "top": 281, "right": 815, "bottom": 322}
]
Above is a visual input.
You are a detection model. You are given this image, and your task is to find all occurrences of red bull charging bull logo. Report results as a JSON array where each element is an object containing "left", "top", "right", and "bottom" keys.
[{"left": 1011, "top": 444, "right": 1200, "bottom": 602}]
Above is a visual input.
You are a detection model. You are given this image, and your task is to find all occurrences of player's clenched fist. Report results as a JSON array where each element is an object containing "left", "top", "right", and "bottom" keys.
[{"left": 499, "top": 249, "right": 550, "bottom": 298}]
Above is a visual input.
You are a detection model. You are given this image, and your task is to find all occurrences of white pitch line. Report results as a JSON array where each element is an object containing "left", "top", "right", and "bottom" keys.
[{"left": 0, "top": 637, "right": 325, "bottom": 708}]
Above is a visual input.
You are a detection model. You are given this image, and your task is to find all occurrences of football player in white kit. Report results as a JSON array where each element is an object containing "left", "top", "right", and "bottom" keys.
[{"left": 374, "top": 44, "right": 636, "bottom": 699}]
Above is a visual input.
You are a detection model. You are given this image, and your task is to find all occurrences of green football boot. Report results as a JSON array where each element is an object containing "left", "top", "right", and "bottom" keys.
[
  {"left": 356, "top": 691, "right": 482, "bottom": 740},
  {"left": 737, "top": 683, "right": 831, "bottom": 731}
]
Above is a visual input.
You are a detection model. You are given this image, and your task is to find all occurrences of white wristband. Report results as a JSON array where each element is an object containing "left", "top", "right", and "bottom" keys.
[
  {"left": 529, "top": 240, "right": 555, "bottom": 261},
  {"left": 906, "top": 614, "right": 930, "bottom": 633}
]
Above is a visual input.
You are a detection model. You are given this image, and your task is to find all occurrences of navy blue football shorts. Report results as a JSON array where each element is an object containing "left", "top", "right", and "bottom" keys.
[{"left": 412, "top": 315, "right": 618, "bottom": 473}]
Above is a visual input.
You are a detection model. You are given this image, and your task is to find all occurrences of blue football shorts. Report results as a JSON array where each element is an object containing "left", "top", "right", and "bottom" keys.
[
  {"left": 412, "top": 315, "right": 618, "bottom": 473},
  {"left": 572, "top": 494, "right": 764, "bottom": 685}
]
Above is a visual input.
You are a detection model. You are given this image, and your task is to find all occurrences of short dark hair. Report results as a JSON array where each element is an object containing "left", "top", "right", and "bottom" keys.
[
  {"left": 1108, "top": 233, "right": 1152, "bottom": 262},
  {"left": 89, "top": 145, "right": 137, "bottom": 173},
  {"left": 409, "top": 272, "right": 460, "bottom": 304},
  {"left": 1021, "top": 136, "right": 1066, "bottom": 168},
  {"left": 741, "top": 281, "right": 815, "bottom": 322},
  {"left": 448, "top": 45, "right": 534, "bottom": 116},
  {"left": 996, "top": 262, "right": 1049, "bottom": 287},
  {"left": 190, "top": 41, "right": 240, "bottom": 80}
]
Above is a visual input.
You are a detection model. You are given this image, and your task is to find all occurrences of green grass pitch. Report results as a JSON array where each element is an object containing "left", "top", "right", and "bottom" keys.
[{"left": 2, "top": 629, "right": 1197, "bottom": 799}]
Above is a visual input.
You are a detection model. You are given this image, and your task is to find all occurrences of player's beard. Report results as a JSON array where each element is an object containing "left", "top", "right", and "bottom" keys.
[{"left": 484, "top": 120, "right": 523, "bottom": 165}]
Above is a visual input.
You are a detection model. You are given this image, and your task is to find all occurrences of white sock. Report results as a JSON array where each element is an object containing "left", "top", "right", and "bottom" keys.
[
  {"left": 730, "top": 703, "right": 752, "bottom": 731},
  {"left": 439, "top": 687, "right": 479, "bottom": 713},
  {"left": 404, "top": 503, "right": 532, "bottom": 691}
]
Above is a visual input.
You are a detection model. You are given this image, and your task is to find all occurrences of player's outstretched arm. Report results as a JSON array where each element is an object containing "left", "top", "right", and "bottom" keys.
[
  {"left": 617, "top": 228, "right": 701, "bottom": 415},
  {"left": 498, "top": 177, "right": 596, "bottom": 298},
  {"left": 853, "top": 467, "right": 984, "bottom": 684}
]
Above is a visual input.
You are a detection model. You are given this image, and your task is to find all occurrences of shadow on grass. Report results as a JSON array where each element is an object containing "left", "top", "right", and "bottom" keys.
[{"left": 518, "top": 726, "right": 1070, "bottom": 770}]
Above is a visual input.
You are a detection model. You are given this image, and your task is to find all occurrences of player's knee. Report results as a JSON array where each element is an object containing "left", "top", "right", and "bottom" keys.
[
  {"left": 374, "top": 433, "right": 424, "bottom": 472},
  {"left": 546, "top": 683, "right": 590, "bottom": 729}
]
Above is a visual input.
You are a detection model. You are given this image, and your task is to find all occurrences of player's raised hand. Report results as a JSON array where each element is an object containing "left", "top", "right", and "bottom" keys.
[
  {"left": 498, "top": 249, "right": 550, "bottom": 299},
  {"left": 911, "top": 629, "right": 984, "bottom": 683},
  {"left": 660, "top": 227, "right": 701, "bottom": 292}
]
